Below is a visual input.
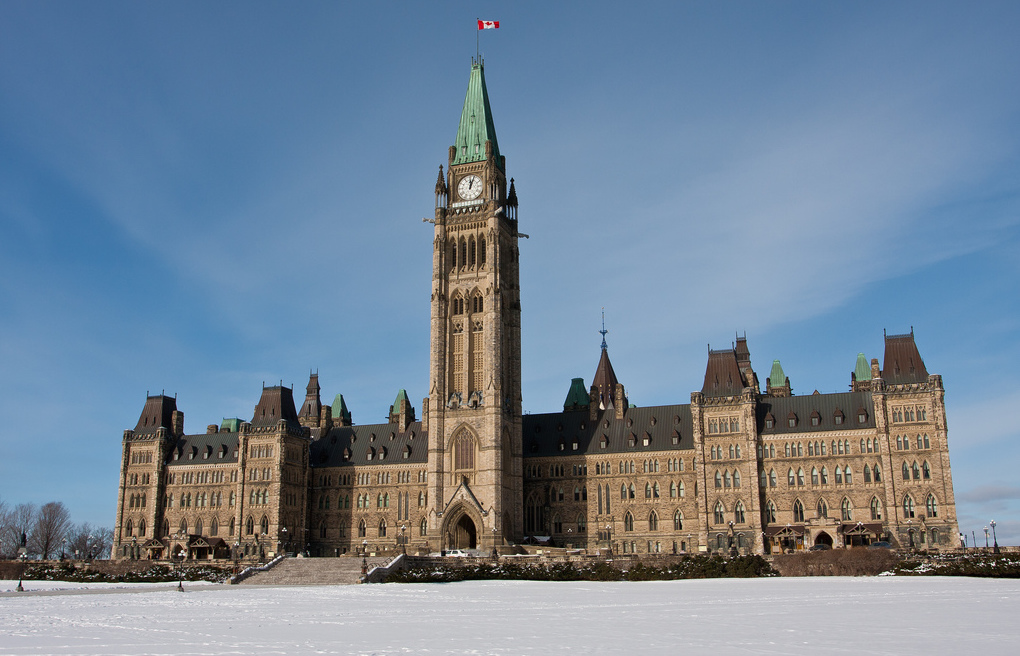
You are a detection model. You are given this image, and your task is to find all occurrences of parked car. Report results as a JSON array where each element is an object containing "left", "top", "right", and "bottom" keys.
[{"left": 868, "top": 541, "right": 893, "bottom": 549}]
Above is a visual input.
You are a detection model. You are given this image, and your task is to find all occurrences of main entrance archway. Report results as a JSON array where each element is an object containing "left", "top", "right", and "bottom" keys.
[
  {"left": 447, "top": 514, "right": 477, "bottom": 550},
  {"left": 814, "top": 531, "right": 833, "bottom": 547}
]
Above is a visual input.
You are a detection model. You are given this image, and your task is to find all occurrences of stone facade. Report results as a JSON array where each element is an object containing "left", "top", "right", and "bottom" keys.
[{"left": 113, "top": 60, "right": 960, "bottom": 561}]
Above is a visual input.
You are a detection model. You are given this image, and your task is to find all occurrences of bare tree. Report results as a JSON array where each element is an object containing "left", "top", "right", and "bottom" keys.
[
  {"left": 4, "top": 503, "right": 37, "bottom": 557},
  {"left": 93, "top": 526, "right": 114, "bottom": 560},
  {"left": 0, "top": 496, "right": 10, "bottom": 558},
  {"left": 29, "top": 501, "right": 71, "bottom": 560},
  {"left": 67, "top": 522, "right": 111, "bottom": 560}
]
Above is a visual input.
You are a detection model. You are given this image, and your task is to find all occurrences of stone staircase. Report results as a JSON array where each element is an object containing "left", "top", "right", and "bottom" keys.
[{"left": 238, "top": 555, "right": 391, "bottom": 586}]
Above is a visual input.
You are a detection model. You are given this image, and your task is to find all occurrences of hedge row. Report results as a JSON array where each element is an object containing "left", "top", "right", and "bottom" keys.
[
  {"left": 19, "top": 562, "right": 232, "bottom": 583},
  {"left": 893, "top": 554, "right": 1020, "bottom": 578},
  {"left": 386, "top": 555, "right": 776, "bottom": 583}
]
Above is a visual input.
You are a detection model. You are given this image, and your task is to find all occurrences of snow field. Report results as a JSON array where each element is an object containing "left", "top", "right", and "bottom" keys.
[{"left": 1, "top": 577, "right": 1018, "bottom": 655}]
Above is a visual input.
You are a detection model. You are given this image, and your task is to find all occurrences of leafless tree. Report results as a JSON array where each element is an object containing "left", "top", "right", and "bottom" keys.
[
  {"left": 29, "top": 501, "right": 71, "bottom": 560},
  {"left": 0, "top": 496, "right": 11, "bottom": 558},
  {"left": 67, "top": 522, "right": 112, "bottom": 560},
  {"left": 3, "top": 503, "right": 37, "bottom": 558}
]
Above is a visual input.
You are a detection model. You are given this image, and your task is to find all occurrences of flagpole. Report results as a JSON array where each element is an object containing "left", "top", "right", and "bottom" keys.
[{"left": 476, "top": 18, "right": 480, "bottom": 62}]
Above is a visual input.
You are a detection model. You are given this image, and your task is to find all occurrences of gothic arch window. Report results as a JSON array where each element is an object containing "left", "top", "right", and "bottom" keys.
[
  {"left": 674, "top": 509, "right": 684, "bottom": 531},
  {"left": 817, "top": 499, "right": 828, "bottom": 518},
  {"left": 125, "top": 519, "right": 133, "bottom": 537},
  {"left": 787, "top": 468, "right": 795, "bottom": 486},
  {"left": 835, "top": 467, "right": 843, "bottom": 484},
  {"left": 468, "top": 236, "right": 476, "bottom": 267},
  {"left": 358, "top": 519, "right": 366, "bottom": 537},
  {"left": 922, "top": 461, "right": 931, "bottom": 479},
  {"left": 479, "top": 237, "right": 486, "bottom": 266},
  {"left": 162, "top": 518, "right": 170, "bottom": 537},
  {"left": 670, "top": 482, "right": 677, "bottom": 498},
  {"left": 793, "top": 499, "right": 805, "bottom": 523},
  {"left": 525, "top": 494, "right": 543, "bottom": 533},
  {"left": 769, "top": 469, "right": 777, "bottom": 487},
  {"left": 734, "top": 501, "right": 746, "bottom": 524},
  {"left": 628, "top": 483, "right": 635, "bottom": 499},
  {"left": 926, "top": 494, "right": 939, "bottom": 517},
  {"left": 260, "top": 516, "right": 269, "bottom": 535},
  {"left": 420, "top": 517, "right": 428, "bottom": 536},
  {"left": 715, "top": 471, "right": 722, "bottom": 488},
  {"left": 811, "top": 467, "right": 819, "bottom": 485},
  {"left": 450, "top": 241, "right": 457, "bottom": 269},
  {"left": 648, "top": 511, "right": 659, "bottom": 531},
  {"left": 844, "top": 466, "right": 852, "bottom": 484},
  {"left": 820, "top": 466, "right": 829, "bottom": 485},
  {"left": 765, "top": 501, "right": 777, "bottom": 524},
  {"left": 195, "top": 518, "right": 203, "bottom": 536},
  {"left": 604, "top": 485, "right": 611, "bottom": 514},
  {"left": 841, "top": 497, "right": 853, "bottom": 521},
  {"left": 732, "top": 471, "right": 740, "bottom": 488},
  {"left": 714, "top": 501, "right": 725, "bottom": 525},
  {"left": 620, "top": 483, "right": 627, "bottom": 500},
  {"left": 911, "top": 461, "right": 920, "bottom": 480},
  {"left": 229, "top": 517, "right": 235, "bottom": 536},
  {"left": 645, "top": 482, "right": 652, "bottom": 498},
  {"left": 797, "top": 468, "right": 805, "bottom": 486},
  {"left": 577, "top": 514, "right": 587, "bottom": 533},
  {"left": 902, "top": 462, "right": 910, "bottom": 480},
  {"left": 246, "top": 516, "right": 254, "bottom": 535},
  {"left": 864, "top": 465, "right": 872, "bottom": 482},
  {"left": 379, "top": 519, "right": 387, "bottom": 537},
  {"left": 460, "top": 238, "right": 467, "bottom": 269},
  {"left": 453, "top": 429, "right": 476, "bottom": 471},
  {"left": 180, "top": 518, "right": 188, "bottom": 534},
  {"left": 624, "top": 512, "right": 634, "bottom": 532},
  {"left": 870, "top": 497, "right": 882, "bottom": 520},
  {"left": 873, "top": 464, "right": 882, "bottom": 482},
  {"left": 319, "top": 522, "right": 327, "bottom": 539},
  {"left": 903, "top": 495, "right": 915, "bottom": 518}
]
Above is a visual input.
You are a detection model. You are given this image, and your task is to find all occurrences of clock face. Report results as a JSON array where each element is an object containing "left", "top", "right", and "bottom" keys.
[{"left": 458, "top": 175, "right": 483, "bottom": 200}]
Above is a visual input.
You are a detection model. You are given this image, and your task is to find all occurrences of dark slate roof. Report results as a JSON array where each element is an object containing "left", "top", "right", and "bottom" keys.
[
  {"left": 167, "top": 432, "right": 240, "bottom": 466},
  {"left": 251, "top": 386, "right": 300, "bottom": 429},
  {"left": 591, "top": 349, "right": 621, "bottom": 409},
  {"left": 523, "top": 406, "right": 694, "bottom": 458},
  {"left": 702, "top": 349, "right": 744, "bottom": 397},
  {"left": 310, "top": 421, "right": 427, "bottom": 468},
  {"left": 882, "top": 332, "right": 929, "bottom": 385},
  {"left": 134, "top": 395, "right": 177, "bottom": 434},
  {"left": 756, "top": 391, "right": 875, "bottom": 436}
]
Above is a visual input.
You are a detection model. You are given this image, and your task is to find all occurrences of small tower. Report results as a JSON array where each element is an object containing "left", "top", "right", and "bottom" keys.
[
  {"left": 851, "top": 352, "right": 872, "bottom": 391},
  {"left": 766, "top": 359, "right": 792, "bottom": 397},
  {"left": 299, "top": 373, "right": 322, "bottom": 428}
]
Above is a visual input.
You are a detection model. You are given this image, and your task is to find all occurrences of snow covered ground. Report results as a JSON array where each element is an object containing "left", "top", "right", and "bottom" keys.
[{"left": 1, "top": 577, "right": 1017, "bottom": 654}]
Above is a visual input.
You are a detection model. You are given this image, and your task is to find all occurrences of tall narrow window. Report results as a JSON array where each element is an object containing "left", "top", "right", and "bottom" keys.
[
  {"left": 870, "top": 497, "right": 882, "bottom": 520},
  {"left": 793, "top": 499, "right": 805, "bottom": 523},
  {"left": 841, "top": 498, "right": 852, "bottom": 521}
]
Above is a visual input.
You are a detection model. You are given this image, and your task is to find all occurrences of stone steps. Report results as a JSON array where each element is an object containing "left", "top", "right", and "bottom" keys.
[{"left": 239, "top": 556, "right": 391, "bottom": 585}]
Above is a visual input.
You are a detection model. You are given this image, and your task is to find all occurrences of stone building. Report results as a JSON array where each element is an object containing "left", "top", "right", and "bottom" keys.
[{"left": 113, "top": 59, "right": 960, "bottom": 560}]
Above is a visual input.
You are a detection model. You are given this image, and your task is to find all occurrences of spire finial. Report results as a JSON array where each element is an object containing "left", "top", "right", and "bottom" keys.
[{"left": 600, "top": 307, "right": 608, "bottom": 350}]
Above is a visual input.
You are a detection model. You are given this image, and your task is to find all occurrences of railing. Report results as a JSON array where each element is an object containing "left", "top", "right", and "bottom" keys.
[
  {"left": 363, "top": 554, "right": 406, "bottom": 583},
  {"left": 229, "top": 554, "right": 286, "bottom": 584}
]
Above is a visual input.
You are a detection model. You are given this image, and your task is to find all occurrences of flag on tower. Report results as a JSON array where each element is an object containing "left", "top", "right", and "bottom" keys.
[{"left": 478, "top": 20, "right": 499, "bottom": 30}]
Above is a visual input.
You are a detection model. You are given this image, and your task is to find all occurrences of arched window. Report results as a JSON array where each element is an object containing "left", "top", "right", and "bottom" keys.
[
  {"left": 793, "top": 499, "right": 805, "bottom": 523},
  {"left": 923, "top": 434, "right": 930, "bottom": 449},
  {"left": 648, "top": 511, "right": 659, "bottom": 531},
  {"left": 724, "top": 471, "right": 732, "bottom": 488},
  {"left": 873, "top": 464, "right": 882, "bottom": 482},
  {"left": 468, "top": 236, "right": 476, "bottom": 267},
  {"left": 645, "top": 482, "right": 652, "bottom": 498},
  {"left": 817, "top": 499, "right": 828, "bottom": 518},
  {"left": 138, "top": 519, "right": 146, "bottom": 537},
  {"left": 864, "top": 465, "right": 872, "bottom": 482},
  {"left": 844, "top": 466, "right": 852, "bottom": 484},
  {"left": 180, "top": 518, "right": 188, "bottom": 534},
  {"left": 734, "top": 501, "right": 745, "bottom": 524},
  {"left": 358, "top": 519, "right": 366, "bottom": 537},
  {"left": 653, "top": 482, "right": 660, "bottom": 498},
  {"left": 525, "top": 494, "right": 543, "bottom": 533},
  {"left": 670, "top": 482, "right": 677, "bottom": 498},
  {"left": 787, "top": 468, "right": 795, "bottom": 486},
  {"left": 195, "top": 518, "right": 203, "bottom": 536},
  {"left": 125, "top": 519, "right": 133, "bottom": 537},
  {"left": 454, "top": 430, "right": 475, "bottom": 471},
  {"left": 769, "top": 469, "right": 777, "bottom": 487},
  {"left": 379, "top": 520, "right": 387, "bottom": 537},
  {"left": 577, "top": 514, "right": 587, "bottom": 533},
  {"left": 902, "top": 462, "right": 910, "bottom": 480},
  {"left": 624, "top": 512, "right": 634, "bottom": 532},
  {"left": 922, "top": 461, "right": 931, "bottom": 479},
  {"left": 674, "top": 510, "right": 683, "bottom": 531},
  {"left": 450, "top": 241, "right": 458, "bottom": 269},
  {"left": 420, "top": 517, "right": 428, "bottom": 536},
  {"left": 926, "top": 494, "right": 939, "bottom": 517},
  {"left": 903, "top": 495, "right": 915, "bottom": 518},
  {"left": 765, "top": 501, "right": 777, "bottom": 524},
  {"left": 229, "top": 517, "right": 235, "bottom": 536},
  {"left": 835, "top": 467, "right": 843, "bottom": 484},
  {"left": 820, "top": 466, "right": 829, "bottom": 485},
  {"left": 460, "top": 238, "right": 467, "bottom": 270},
  {"left": 732, "top": 471, "right": 740, "bottom": 488},
  {"left": 714, "top": 502, "right": 725, "bottom": 525},
  {"left": 811, "top": 467, "right": 819, "bottom": 485},
  {"left": 715, "top": 471, "right": 722, "bottom": 488},
  {"left": 870, "top": 497, "right": 882, "bottom": 520},
  {"left": 841, "top": 498, "right": 852, "bottom": 521},
  {"left": 628, "top": 484, "right": 635, "bottom": 499},
  {"left": 478, "top": 237, "right": 486, "bottom": 266},
  {"left": 911, "top": 462, "right": 920, "bottom": 480},
  {"left": 797, "top": 468, "right": 805, "bottom": 486},
  {"left": 620, "top": 483, "right": 627, "bottom": 500}
]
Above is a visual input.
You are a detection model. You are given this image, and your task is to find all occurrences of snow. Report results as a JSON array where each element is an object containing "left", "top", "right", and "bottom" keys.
[{"left": 1, "top": 577, "right": 1018, "bottom": 654}]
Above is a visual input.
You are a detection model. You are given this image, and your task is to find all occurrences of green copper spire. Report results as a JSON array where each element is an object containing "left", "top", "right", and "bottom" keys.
[
  {"left": 563, "top": 378, "right": 590, "bottom": 411},
  {"left": 393, "top": 389, "right": 409, "bottom": 407},
  {"left": 769, "top": 360, "right": 788, "bottom": 387},
  {"left": 331, "top": 394, "right": 351, "bottom": 424},
  {"left": 854, "top": 352, "right": 872, "bottom": 381},
  {"left": 453, "top": 60, "right": 502, "bottom": 169}
]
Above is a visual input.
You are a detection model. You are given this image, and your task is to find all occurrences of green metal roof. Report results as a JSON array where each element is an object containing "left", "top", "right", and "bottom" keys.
[
  {"left": 393, "top": 389, "right": 409, "bottom": 407},
  {"left": 331, "top": 394, "right": 351, "bottom": 423},
  {"left": 220, "top": 417, "right": 242, "bottom": 433},
  {"left": 854, "top": 352, "right": 872, "bottom": 381},
  {"left": 452, "top": 61, "right": 502, "bottom": 169},
  {"left": 563, "top": 378, "right": 590, "bottom": 410},
  {"left": 769, "top": 360, "right": 788, "bottom": 387}
]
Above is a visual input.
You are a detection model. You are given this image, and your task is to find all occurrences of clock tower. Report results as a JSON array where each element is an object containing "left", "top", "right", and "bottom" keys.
[{"left": 427, "top": 58, "right": 523, "bottom": 551}]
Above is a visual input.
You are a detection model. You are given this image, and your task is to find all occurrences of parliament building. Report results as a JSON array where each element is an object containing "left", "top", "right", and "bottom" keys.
[{"left": 113, "top": 59, "right": 961, "bottom": 561}]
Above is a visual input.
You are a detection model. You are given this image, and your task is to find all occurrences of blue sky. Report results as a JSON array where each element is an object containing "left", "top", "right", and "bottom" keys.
[{"left": 1, "top": 1, "right": 1018, "bottom": 547}]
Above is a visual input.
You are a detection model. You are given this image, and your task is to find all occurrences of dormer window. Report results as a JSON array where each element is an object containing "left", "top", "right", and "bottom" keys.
[
  {"left": 600, "top": 436, "right": 608, "bottom": 449},
  {"left": 834, "top": 409, "right": 845, "bottom": 425},
  {"left": 788, "top": 413, "right": 798, "bottom": 428},
  {"left": 857, "top": 408, "right": 869, "bottom": 424},
  {"left": 810, "top": 411, "right": 821, "bottom": 427}
]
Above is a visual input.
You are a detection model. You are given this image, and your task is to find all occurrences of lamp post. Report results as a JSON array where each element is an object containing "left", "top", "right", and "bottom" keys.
[
  {"left": 960, "top": 533, "right": 966, "bottom": 550},
  {"left": 990, "top": 520, "right": 999, "bottom": 554},
  {"left": 61, "top": 538, "right": 68, "bottom": 561},
  {"left": 491, "top": 526, "right": 498, "bottom": 560},
  {"left": 176, "top": 548, "right": 186, "bottom": 592},
  {"left": 16, "top": 551, "right": 28, "bottom": 592},
  {"left": 232, "top": 541, "right": 240, "bottom": 575},
  {"left": 400, "top": 524, "right": 407, "bottom": 556},
  {"left": 361, "top": 539, "right": 368, "bottom": 576},
  {"left": 605, "top": 524, "right": 613, "bottom": 557},
  {"left": 984, "top": 525, "right": 989, "bottom": 551},
  {"left": 281, "top": 527, "right": 288, "bottom": 556}
]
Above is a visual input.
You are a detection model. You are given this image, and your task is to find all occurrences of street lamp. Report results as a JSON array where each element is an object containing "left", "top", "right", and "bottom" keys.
[
  {"left": 990, "top": 520, "right": 999, "bottom": 554},
  {"left": 232, "top": 541, "right": 240, "bottom": 575},
  {"left": 605, "top": 524, "right": 613, "bottom": 557},
  {"left": 361, "top": 539, "right": 368, "bottom": 576},
  {"left": 176, "top": 549, "right": 186, "bottom": 592},
  {"left": 16, "top": 552, "right": 28, "bottom": 592},
  {"left": 984, "top": 525, "right": 990, "bottom": 550},
  {"left": 281, "top": 527, "right": 288, "bottom": 555},
  {"left": 400, "top": 524, "right": 407, "bottom": 555},
  {"left": 491, "top": 526, "right": 498, "bottom": 560},
  {"left": 131, "top": 536, "right": 137, "bottom": 560}
]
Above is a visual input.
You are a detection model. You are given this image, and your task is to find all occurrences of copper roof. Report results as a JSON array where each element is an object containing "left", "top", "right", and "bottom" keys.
[{"left": 133, "top": 395, "right": 177, "bottom": 434}]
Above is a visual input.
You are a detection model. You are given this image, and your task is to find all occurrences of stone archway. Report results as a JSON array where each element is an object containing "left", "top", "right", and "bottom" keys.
[
  {"left": 814, "top": 531, "right": 833, "bottom": 547},
  {"left": 450, "top": 514, "right": 477, "bottom": 550}
]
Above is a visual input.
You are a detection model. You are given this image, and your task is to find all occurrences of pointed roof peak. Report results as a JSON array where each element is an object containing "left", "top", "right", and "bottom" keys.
[
  {"left": 769, "top": 360, "right": 787, "bottom": 386},
  {"left": 854, "top": 352, "right": 872, "bottom": 381},
  {"left": 592, "top": 347, "right": 620, "bottom": 410},
  {"left": 452, "top": 60, "right": 502, "bottom": 169}
]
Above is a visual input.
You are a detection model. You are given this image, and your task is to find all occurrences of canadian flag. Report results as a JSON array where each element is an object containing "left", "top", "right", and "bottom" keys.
[{"left": 478, "top": 20, "right": 499, "bottom": 30}]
